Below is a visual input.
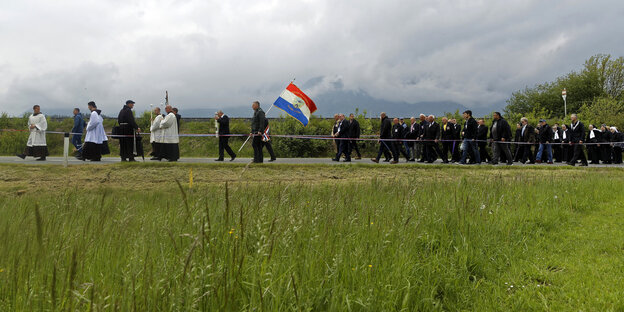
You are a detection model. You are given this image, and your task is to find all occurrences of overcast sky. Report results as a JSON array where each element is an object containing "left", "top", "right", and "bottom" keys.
[{"left": 1, "top": 0, "right": 623, "bottom": 116}]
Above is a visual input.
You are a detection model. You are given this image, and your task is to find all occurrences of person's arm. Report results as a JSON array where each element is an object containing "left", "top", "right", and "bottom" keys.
[
  {"left": 86, "top": 112, "right": 99, "bottom": 132},
  {"left": 150, "top": 116, "right": 161, "bottom": 132},
  {"left": 160, "top": 114, "right": 173, "bottom": 129},
  {"left": 72, "top": 116, "right": 80, "bottom": 133},
  {"left": 36, "top": 115, "right": 47, "bottom": 131}
]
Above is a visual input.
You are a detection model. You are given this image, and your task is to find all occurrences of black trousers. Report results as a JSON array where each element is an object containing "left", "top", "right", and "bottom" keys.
[
  {"left": 376, "top": 140, "right": 394, "bottom": 161},
  {"left": 336, "top": 139, "right": 351, "bottom": 160},
  {"left": 613, "top": 146, "right": 623, "bottom": 164},
  {"left": 350, "top": 140, "right": 361, "bottom": 158},
  {"left": 552, "top": 143, "right": 562, "bottom": 162},
  {"left": 426, "top": 142, "right": 444, "bottom": 162},
  {"left": 252, "top": 136, "right": 263, "bottom": 163},
  {"left": 478, "top": 142, "right": 491, "bottom": 162},
  {"left": 393, "top": 141, "right": 409, "bottom": 161},
  {"left": 521, "top": 144, "right": 535, "bottom": 163},
  {"left": 263, "top": 141, "right": 276, "bottom": 160},
  {"left": 569, "top": 143, "right": 588, "bottom": 165},
  {"left": 442, "top": 142, "right": 453, "bottom": 162},
  {"left": 218, "top": 137, "right": 236, "bottom": 159},
  {"left": 601, "top": 144, "right": 612, "bottom": 163}
]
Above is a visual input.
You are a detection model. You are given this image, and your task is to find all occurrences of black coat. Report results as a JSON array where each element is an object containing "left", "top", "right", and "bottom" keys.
[
  {"left": 561, "top": 129, "right": 570, "bottom": 143},
  {"left": 477, "top": 125, "right": 488, "bottom": 141},
  {"left": 514, "top": 128, "right": 522, "bottom": 142},
  {"left": 520, "top": 124, "right": 535, "bottom": 143},
  {"left": 453, "top": 123, "right": 462, "bottom": 140},
  {"left": 336, "top": 120, "right": 350, "bottom": 138},
  {"left": 463, "top": 117, "right": 478, "bottom": 139},
  {"left": 441, "top": 123, "right": 454, "bottom": 140},
  {"left": 419, "top": 120, "right": 429, "bottom": 138},
  {"left": 538, "top": 123, "right": 553, "bottom": 143},
  {"left": 217, "top": 114, "right": 231, "bottom": 135},
  {"left": 379, "top": 116, "right": 392, "bottom": 139},
  {"left": 424, "top": 122, "right": 440, "bottom": 140},
  {"left": 586, "top": 129, "right": 601, "bottom": 143},
  {"left": 117, "top": 105, "right": 138, "bottom": 134},
  {"left": 406, "top": 122, "right": 420, "bottom": 139},
  {"left": 348, "top": 119, "right": 361, "bottom": 138},
  {"left": 569, "top": 121, "right": 585, "bottom": 143},
  {"left": 392, "top": 124, "right": 404, "bottom": 139},
  {"left": 490, "top": 118, "right": 512, "bottom": 141},
  {"left": 251, "top": 108, "right": 266, "bottom": 133}
]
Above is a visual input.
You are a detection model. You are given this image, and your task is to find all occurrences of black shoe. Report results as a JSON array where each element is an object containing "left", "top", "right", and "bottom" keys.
[
  {"left": 252, "top": 161, "right": 263, "bottom": 163},
  {"left": 230, "top": 155, "right": 236, "bottom": 161},
  {"left": 407, "top": 159, "right": 415, "bottom": 162},
  {"left": 121, "top": 158, "right": 127, "bottom": 162},
  {"left": 36, "top": 157, "right": 46, "bottom": 161},
  {"left": 331, "top": 158, "right": 339, "bottom": 162},
  {"left": 214, "top": 158, "right": 224, "bottom": 161},
  {"left": 383, "top": 159, "right": 390, "bottom": 162},
  {"left": 580, "top": 163, "right": 588, "bottom": 166},
  {"left": 16, "top": 154, "right": 26, "bottom": 159},
  {"left": 371, "top": 158, "right": 379, "bottom": 163},
  {"left": 506, "top": 162, "right": 513, "bottom": 166},
  {"left": 151, "top": 157, "right": 162, "bottom": 161},
  {"left": 92, "top": 158, "right": 101, "bottom": 162},
  {"left": 269, "top": 158, "right": 276, "bottom": 162}
]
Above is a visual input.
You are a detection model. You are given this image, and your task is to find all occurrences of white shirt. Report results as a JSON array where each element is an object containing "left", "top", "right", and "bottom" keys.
[
  {"left": 150, "top": 115, "right": 164, "bottom": 143},
  {"left": 159, "top": 112, "right": 179, "bottom": 144},
  {"left": 85, "top": 111, "right": 107, "bottom": 144},
  {"left": 27, "top": 113, "right": 47, "bottom": 147}
]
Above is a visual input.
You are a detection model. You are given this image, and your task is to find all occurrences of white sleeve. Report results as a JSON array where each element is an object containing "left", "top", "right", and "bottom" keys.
[
  {"left": 36, "top": 115, "right": 48, "bottom": 131},
  {"left": 160, "top": 114, "right": 173, "bottom": 129},
  {"left": 86, "top": 112, "right": 100, "bottom": 131}
]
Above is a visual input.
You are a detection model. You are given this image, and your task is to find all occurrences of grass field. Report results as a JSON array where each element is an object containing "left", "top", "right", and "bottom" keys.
[{"left": 1, "top": 163, "right": 624, "bottom": 311}]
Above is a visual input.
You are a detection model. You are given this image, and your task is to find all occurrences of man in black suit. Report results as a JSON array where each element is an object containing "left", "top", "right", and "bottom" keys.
[
  {"left": 551, "top": 123, "right": 562, "bottom": 162},
  {"left": 568, "top": 114, "right": 588, "bottom": 166},
  {"left": 418, "top": 114, "right": 429, "bottom": 162},
  {"left": 441, "top": 117, "right": 455, "bottom": 163},
  {"left": 348, "top": 113, "right": 362, "bottom": 159},
  {"left": 477, "top": 119, "right": 491, "bottom": 163},
  {"left": 535, "top": 119, "right": 553, "bottom": 164},
  {"left": 489, "top": 112, "right": 513, "bottom": 165},
  {"left": 561, "top": 124, "right": 570, "bottom": 162},
  {"left": 450, "top": 118, "right": 462, "bottom": 162},
  {"left": 215, "top": 110, "right": 236, "bottom": 161},
  {"left": 459, "top": 110, "right": 480, "bottom": 164},
  {"left": 250, "top": 101, "right": 266, "bottom": 163},
  {"left": 372, "top": 112, "right": 396, "bottom": 164},
  {"left": 519, "top": 117, "right": 535, "bottom": 164},
  {"left": 513, "top": 123, "right": 522, "bottom": 162},
  {"left": 392, "top": 118, "right": 410, "bottom": 162},
  {"left": 406, "top": 117, "right": 420, "bottom": 161},
  {"left": 424, "top": 115, "right": 446, "bottom": 163},
  {"left": 332, "top": 114, "right": 351, "bottom": 162},
  {"left": 600, "top": 124, "right": 612, "bottom": 164}
]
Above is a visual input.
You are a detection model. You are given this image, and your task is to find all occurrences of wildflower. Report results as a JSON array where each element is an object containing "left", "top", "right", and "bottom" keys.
[
  {"left": 554, "top": 195, "right": 558, "bottom": 199},
  {"left": 352, "top": 268, "right": 355, "bottom": 271},
  {"left": 368, "top": 264, "right": 373, "bottom": 268},
  {"left": 0, "top": 268, "right": 4, "bottom": 273},
  {"left": 228, "top": 228, "right": 235, "bottom": 235},
  {"left": 370, "top": 222, "right": 374, "bottom": 225},
  {"left": 480, "top": 204, "right": 486, "bottom": 210}
]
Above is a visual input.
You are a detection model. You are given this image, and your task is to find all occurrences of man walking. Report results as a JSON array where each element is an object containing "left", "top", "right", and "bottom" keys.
[
  {"left": 348, "top": 113, "right": 362, "bottom": 160},
  {"left": 332, "top": 114, "right": 351, "bottom": 162},
  {"left": 371, "top": 112, "right": 396, "bottom": 164},
  {"left": 117, "top": 100, "right": 140, "bottom": 162},
  {"left": 489, "top": 112, "right": 513, "bottom": 165},
  {"left": 535, "top": 119, "right": 553, "bottom": 164},
  {"left": 16, "top": 105, "right": 48, "bottom": 161},
  {"left": 424, "top": 115, "right": 445, "bottom": 163},
  {"left": 568, "top": 114, "right": 588, "bottom": 166},
  {"left": 71, "top": 108, "right": 85, "bottom": 157},
  {"left": 215, "top": 110, "right": 236, "bottom": 161},
  {"left": 477, "top": 119, "right": 491, "bottom": 163},
  {"left": 392, "top": 118, "right": 410, "bottom": 162},
  {"left": 251, "top": 101, "right": 266, "bottom": 163},
  {"left": 519, "top": 117, "right": 535, "bottom": 164},
  {"left": 406, "top": 117, "right": 420, "bottom": 161},
  {"left": 459, "top": 110, "right": 480, "bottom": 164}
]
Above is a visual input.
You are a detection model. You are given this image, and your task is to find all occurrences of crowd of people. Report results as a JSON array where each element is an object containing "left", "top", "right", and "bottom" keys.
[{"left": 14, "top": 103, "right": 624, "bottom": 166}]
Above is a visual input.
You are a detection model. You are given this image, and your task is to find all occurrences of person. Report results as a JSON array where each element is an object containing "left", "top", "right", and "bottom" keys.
[
  {"left": 423, "top": 115, "right": 445, "bottom": 163},
  {"left": 568, "top": 114, "right": 588, "bottom": 166},
  {"left": 535, "top": 119, "right": 553, "bottom": 164},
  {"left": 150, "top": 107, "right": 164, "bottom": 160},
  {"left": 610, "top": 127, "right": 623, "bottom": 164},
  {"left": 371, "top": 112, "right": 396, "bottom": 164},
  {"left": 251, "top": 101, "right": 266, "bottom": 163},
  {"left": 441, "top": 117, "right": 455, "bottom": 163},
  {"left": 348, "top": 113, "right": 362, "bottom": 159},
  {"left": 215, "top": 110, "right": 236, "bottom": 161},
  {"left": 117, "top": 100, "right": 140, "bottom": 162},
  {"left": 332, "top": 114, "right": 351, "bottom": 162},
  {"left": 600, "top": 124, "right": 612, "bottom": 164},
  {"left": 489, "top": 112, "right": 513, "bottom": 165},
  {"left": 80, "top": 101, "right": 108, "bottom": 161},
  {"left": 172, "top": 107, "right": 181, "bottom": 132},
  {"left": 477, "top": 119, "right": 491, "bottom": 163},
  {"left": 561, "top": 124, "right": 570, "bottom": 163},
  {"left": 586, "top": 124, "right": 601, "bottom": 164},
  {"left": 513, "top": 123, "right": 522, "bottom": 162},
  {"left": 159, "top": 105, "right": 180, "bottom": 162},
  {"left": 450, "top": 118, "right": 462, "bottom": 162},
  {"left": 406, "top": 117, "right": 420, "bottom": 162},
  {"left": 71, "top": 108, "right": 85, "bottom": 157},
  {"left": 459, "top": 110, "right": 480, "bottom": 164},
  {"left": 331, "top": 114, "right": 340, "bottom": 153},
  {"left": 400, "top": 118, "right": 410, "bottom": 158},
  {"left": 519, "top": 117, "right": 535, "bottom": 164},
  {"left": 17, "top": 105, "right": 48, "bottom": 161},
  {"left": 551, "top": 124, "right": 562, "bottom": 163},
  {"left": 417, "top": 114, "right": 429, "bottom": 162},
  {"left": 391, "top": 118, "right": 410, "bottom": 162}
]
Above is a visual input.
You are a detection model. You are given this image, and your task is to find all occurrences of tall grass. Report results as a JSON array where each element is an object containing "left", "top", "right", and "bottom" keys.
[{"left": 0, "top": 168, "right": 623, "bottom": 310}]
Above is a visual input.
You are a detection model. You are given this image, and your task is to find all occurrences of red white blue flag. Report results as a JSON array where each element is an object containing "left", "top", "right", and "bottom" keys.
[{"left": 273, "top": 83, "right": 317, "bottom": 126}]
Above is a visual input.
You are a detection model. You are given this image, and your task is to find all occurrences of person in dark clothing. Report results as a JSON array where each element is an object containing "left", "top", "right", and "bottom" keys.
[
  {"left": 600, "top": 124, "right": 612, "bottom": 164},
  {"left": 518, "top": 117, "right": 535, "bottom": 164},
  {"left": 513, "top": 123, "right": 522, "bottom": 162},
  {"left": 250, "top": 101, "right": 266, "bottom": 163},
  {"left": 561, "top": 124, "right": 570, "bottom": 163},
  {"left": 441, "top": 117, "right": 455, "bottom": 163},
  {"left": 172, "top": 107, "right": 181, "bottom": 132},
  {"left": 406, "top": 117, "right": 420, "bottom": 161},
  {"left": 477, "top": 119, "right": 491, "bottom": 163},
  {"left": 333, "top": 114, "right": 351, "bottom": 162},
  {"left": 117, "top": 100, "right": 140, "bottom": 162},
  {"left": 71, "top": 108, "right": 86, "bottom": 156},
  {"left": 568, "top": 114, "right": 588, "bottom": 166},
  {"left": 451, "top": 119, "right": 462, "bottom": 162},
  {"left": 489, "top": 112, "right": 513, "bottom": 165},
  {"left": 215, "top": 110, "right": 236, "bottom": 161},
  {"left": 348, "top": 113, "right": 362, "bottom": 159},
  {"left": 418, "top": 115, "right": 429, "bottom": 162},
  {"left": 392, "top": 118, "right": 410, "bottom": 162},
  {"left": 371, "top": 112, "right": 397, "bottom": 164},
  {"left": 551, "top": 124, "right": 563, "bottom": 162},
  {"left": 459, "top": 110, "right": 480, "bottom": 164},
  {"left": 586, "top": 124, "right": 601, "bottom": 164},
  {"left": 423, "top": 115, "right": 445, "bottom": 163},
  {"left": 535, "top": 119, "right": 553, "bottom": 164},
  {"left": 610, "top": 127, "right": 623, "bottom": 164}
]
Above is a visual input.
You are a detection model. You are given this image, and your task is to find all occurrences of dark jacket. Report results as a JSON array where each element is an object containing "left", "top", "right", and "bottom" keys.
[
  {"left": 72, "top": 114, "right": 85, "bottom": 134},
  {"left": 392, "top": 124, "right": 404, "bottom": 140},
  {"left": 552, "top": 128, "right": 562, "bottom": 143},
  {"left": 441, "top": 122, "right": 454, "bottom": 140},
  {"left": 520, "top": 124, "right": 535, "bottom": 143},
  {"left": 419, "top": 120, "right": 429, "bottom": 139},
  {"left": 477, "top": 124, "right": 488, "bottom": 141},
  {"left": 490, "top": 118, "right": 512, "bottom": 141},
  {"left": 561, "top": 129, "right": 570, "bottom": 143},
  {"left": 406, "top": 122, "right": 420, "bottom": 139},
  {"left": 379, "top": 116, "right": 392, "bottom": 139},
  {"left": 569, "top": 121, "right": 585, "bottom": 143},
  {"left": 348, "top": 119, "right": 361, "bottom": 138},
  {"left": 251, "top": 108, "right": 266, "bottom": 133},
  {"left": 175, "top": 113, "right": 181, "bottom": 132},
  {"left": 336, "top": 119, "right": 350, "bottom": 138},
  {"left": 217, "top": 114, "right": 231, "bottom": 135},
  {"left": 538, "top": 123, "right": 553, "bottom": 143},
  {"left": 586, "top": 128, "right": 601, "bottom": 143},
  {"left": 424, "top": 121, "right": 440, "bottom": 140},
  {"left": 514, "top": 128, "right": 522, "bottom": 143},
  {"left": 117, "top": 105, "right": 138, "bottom": 133},
  {"left": 453, "top": 123, "right": 462, "bottom": 140},
  {"left": 462, "top": 117, "right": 478, "bottom": 139}
]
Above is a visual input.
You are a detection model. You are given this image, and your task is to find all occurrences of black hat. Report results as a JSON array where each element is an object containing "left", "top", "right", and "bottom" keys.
[{"left": 126, "top": 100, "right": 135, "bottom": 105}]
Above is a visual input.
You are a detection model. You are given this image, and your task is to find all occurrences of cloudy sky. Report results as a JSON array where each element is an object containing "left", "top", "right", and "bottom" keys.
[{"left": 1, "top": 0, "right": 623, "bottom": 116}]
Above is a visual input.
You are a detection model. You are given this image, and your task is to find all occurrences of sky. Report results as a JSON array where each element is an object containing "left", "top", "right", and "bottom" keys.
[{"left": 1, "top": 0, "right": 624, "bottom": 116}]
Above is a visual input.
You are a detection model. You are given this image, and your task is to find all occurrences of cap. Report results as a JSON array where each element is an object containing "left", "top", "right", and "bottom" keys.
[
  {"left": 126, "top": 100, "right": 135, "bottom": 105},
  {"left": 539, "top": 119, "right": 546, "bottom": 122}
]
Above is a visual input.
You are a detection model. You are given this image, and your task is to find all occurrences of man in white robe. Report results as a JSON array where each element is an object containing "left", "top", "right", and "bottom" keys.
[
  {"left": 17, "top": 105, "right": 48, "bottom": 160},
  {"left": 80, "top": 101, "right": 108, "bottom": 161},
  {"left": 159, "top": 105, "right": 180, "bottom": 161},
  {"left": 150, "top": 107, "right": 165, "bottom": 160}
]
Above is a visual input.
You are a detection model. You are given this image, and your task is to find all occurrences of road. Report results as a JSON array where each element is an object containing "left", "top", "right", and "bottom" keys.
[{"left": 0, "top": 156, "right": 620, "bottom": 167}]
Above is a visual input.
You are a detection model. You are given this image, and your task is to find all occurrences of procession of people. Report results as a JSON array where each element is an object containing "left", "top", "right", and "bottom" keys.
[{"left": 13, "top": 102, "right": 624, "bottom": 166}]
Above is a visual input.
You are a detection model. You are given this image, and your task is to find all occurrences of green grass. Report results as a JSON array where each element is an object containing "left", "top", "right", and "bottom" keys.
[{"left": 1, "top": 164, "right": 623, "bottom": 311}]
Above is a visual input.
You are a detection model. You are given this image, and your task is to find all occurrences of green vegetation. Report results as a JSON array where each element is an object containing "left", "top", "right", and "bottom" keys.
[{"left": 1, "top": 164, "right": 624, "bottom": 310}]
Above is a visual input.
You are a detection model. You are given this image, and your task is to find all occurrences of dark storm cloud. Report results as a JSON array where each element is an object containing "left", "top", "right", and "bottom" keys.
[{"left": 1, "top": 0, "right": 623, "bottom": 115}]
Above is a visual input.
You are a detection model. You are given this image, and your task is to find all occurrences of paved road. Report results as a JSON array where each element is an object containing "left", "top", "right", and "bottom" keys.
[{"left": 1, "top": 156, "right": 621, "bottom": 167}]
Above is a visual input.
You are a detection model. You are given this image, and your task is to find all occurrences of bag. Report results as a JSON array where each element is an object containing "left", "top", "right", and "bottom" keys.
[
  {"left": 111, "top": 121, "right": 120, "bottom": 137},
  {"left": 101, "top": 141, "right": 111, "bottom": 155}
]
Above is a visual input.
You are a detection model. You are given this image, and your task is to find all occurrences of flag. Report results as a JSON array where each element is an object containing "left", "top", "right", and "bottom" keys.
[
  {"left": 273, "top": 82, "right": 317, "bottom": 126},
  {"left": 262, "top": 125, "right": 270, "bottom": 142}
]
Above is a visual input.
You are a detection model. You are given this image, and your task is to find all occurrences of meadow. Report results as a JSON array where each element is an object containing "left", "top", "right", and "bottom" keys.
[{"left": 1, "top": 163, "right": 623, "bottom": 311}]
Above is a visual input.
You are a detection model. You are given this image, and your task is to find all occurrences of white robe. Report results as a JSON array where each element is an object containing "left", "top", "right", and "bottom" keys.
[
  {"left": 27, "top": 114, "right": 47, "bottom": 147},
  {"left": 150, "top": 115, "right": 164, "bottom": 143},
  {"left": 159, "top": 112, "right": 179, "bottom": 144},
  {"left": 84, "top": 111, "right": 108, "bottom": 144}
]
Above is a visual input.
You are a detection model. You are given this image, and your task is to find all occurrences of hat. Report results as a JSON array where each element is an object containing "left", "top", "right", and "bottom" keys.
[
  {"left": 539, "top": 119, "right": 546, "bottom": 122},
  {"left": 126, "top": 100, "right": 135, "bottom": 105}
]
